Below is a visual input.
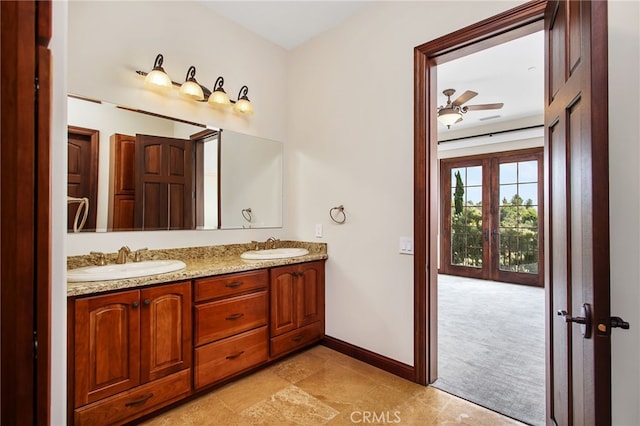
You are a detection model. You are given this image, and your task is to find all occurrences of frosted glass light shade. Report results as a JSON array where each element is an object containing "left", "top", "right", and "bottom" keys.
[
  {"left": 234, "top": 98, "right": 253, "bottom": 115},
  {"left": 437, "top": 108, "right": 462, "bottom": 127},
  {"left": 208, "top": 89, "right": 231, "bottom": 107},
  {"left": 144, "top": 69, "right": 172, "bottom": 91},
  {"left": 179, "top": 80, "right": 204, "bottom": 101}
]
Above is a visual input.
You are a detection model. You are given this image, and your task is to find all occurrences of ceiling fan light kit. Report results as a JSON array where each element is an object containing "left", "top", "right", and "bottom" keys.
[{"left": 437, "top": 88, "right": 504, "bottom": 128}]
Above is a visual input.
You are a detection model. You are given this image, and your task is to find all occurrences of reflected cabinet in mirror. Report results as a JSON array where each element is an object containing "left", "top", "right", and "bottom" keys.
[{"left": 67, "top": 96, "right": 282, "bottom": 232}]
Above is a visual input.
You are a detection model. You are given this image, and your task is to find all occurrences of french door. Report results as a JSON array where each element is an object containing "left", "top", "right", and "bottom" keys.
[{"left": 440, "top": 148, "right": 543, "bottom": 286}]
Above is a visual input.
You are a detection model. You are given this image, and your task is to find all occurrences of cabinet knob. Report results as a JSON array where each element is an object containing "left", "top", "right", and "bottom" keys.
[
  {"left": 143, "top": 299, "right": 150, "bottom": 306},
  {"left": 132, "top": 301, "right": 139, "bottom": 308}
]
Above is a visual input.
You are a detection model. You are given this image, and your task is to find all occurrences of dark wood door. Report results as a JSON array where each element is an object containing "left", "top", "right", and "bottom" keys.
[
  {"left": 1, "top": 1, "right": 52, "bottom": 423},
  {"left": 110, "top": 133, "right": 136, "bottom": 230},
  {"left": 73, "top": 291, "right": 141, "bottom": 406},
  {"left": 135, "top": 134, "right": 194, "bottom": 230},
  {"left": 140, "top": 282, "right": 192, "bottom": 383},
  {"left": 545, "top": 0, "right": 611, "bottom": 424},
  {"left": 68, "top": 126, "right": 98, "bottom": 231}
]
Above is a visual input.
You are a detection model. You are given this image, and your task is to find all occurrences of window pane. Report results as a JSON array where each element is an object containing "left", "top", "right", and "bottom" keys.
[
  {"left": 500, "top": 162, "right": 518, "bottom": 184},
  {"left": 466, "top": 166, "right": 482, "bottom": 186},
  {"left": 466, "top": 186, "right": 482, "bottom": 206},
  {"left": 518, "top": 160, "right": 538, "bottom": 183},
  {"left": 451, "top": 168, "right": 465, "bottom": 188},
  {"left": 518, "top": 183, "right": 538, "bottom": 205},
  {"left": 500, "top": 184, "right": 518, "bottom": 205}
]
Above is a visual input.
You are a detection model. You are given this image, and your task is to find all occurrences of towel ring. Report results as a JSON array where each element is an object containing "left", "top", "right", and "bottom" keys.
[
  {"left": 330, "top": 205, "right": 346, "bottom": 224},
  {"left": 241, "top": 208, "right": 253, "bottom": 222}
]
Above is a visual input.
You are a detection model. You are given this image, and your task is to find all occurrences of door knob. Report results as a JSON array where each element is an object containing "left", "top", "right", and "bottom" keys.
[{"left": 557, "top": 303, "right": 592, "bottom": 338}]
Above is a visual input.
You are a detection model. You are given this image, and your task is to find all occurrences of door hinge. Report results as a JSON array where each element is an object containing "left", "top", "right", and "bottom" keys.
[{"left": 33, "top": 331, "right": 38, "bottom": 359}]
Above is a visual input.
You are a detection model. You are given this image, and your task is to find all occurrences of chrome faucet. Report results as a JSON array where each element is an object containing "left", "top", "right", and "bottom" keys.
[{"left": 116, "top": 246, "right": 131, "bottom": 264}]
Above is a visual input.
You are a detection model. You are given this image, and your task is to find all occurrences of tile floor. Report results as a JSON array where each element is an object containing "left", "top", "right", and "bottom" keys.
[{"left": 141, "top": 345, "right": 525, "bottom": 425}]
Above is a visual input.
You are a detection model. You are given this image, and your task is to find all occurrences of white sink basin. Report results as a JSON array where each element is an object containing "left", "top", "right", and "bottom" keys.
[
  {"left": 240, "top": 247, "right": 309, "bottom": 260},
  {"left": 68, "top": 259, "right": 186, "bottom": 282}
]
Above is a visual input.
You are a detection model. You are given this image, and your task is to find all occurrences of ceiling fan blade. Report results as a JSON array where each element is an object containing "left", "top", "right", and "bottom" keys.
[
  {"left": 452, "top": 90, "right": 478, "bottom": 106},
  {"left": 465, "top": 102, "right": 504, "bottom": 111}
]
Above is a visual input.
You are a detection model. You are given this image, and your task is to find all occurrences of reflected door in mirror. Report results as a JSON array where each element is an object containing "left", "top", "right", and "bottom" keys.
[
  {"left": 109, "top": 133, "right": 136, "bottom": 230},
  {"left": 134, "top": 134, "right": 194, "bottom": 230},
  {"left": 68, "top": 126, "right": 99, "bottom": 231}
]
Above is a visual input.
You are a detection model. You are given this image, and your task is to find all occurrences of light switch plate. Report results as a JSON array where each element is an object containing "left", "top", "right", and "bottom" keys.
[
  {"left": 315, "top": 224, "right": 323, "bottom": 238},
  {"left": 399, "top": 236, "right": 414, "bottom": 255}
]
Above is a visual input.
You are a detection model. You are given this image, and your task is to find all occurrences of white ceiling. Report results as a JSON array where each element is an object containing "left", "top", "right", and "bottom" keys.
[
  {"left": 201, "top": 1, "right": 373, "bottom": 50},
  {"left": 437, "top": 30, "right": 544, "bottom": 134},
  {"left": 200, "top": 2, "right": 543, "bottom": 133}
]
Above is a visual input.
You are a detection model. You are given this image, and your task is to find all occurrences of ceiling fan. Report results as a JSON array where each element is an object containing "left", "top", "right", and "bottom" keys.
[{"left": 437, "top": 88, "right": 504, "bottom": 129}]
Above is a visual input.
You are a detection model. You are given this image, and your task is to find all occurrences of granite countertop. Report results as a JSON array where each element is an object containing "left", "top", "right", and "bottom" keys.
[{"left": 67, "top": 241, "right": 327, "bottom": 297}]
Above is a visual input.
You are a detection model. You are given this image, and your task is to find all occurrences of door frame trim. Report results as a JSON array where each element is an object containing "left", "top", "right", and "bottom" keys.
[{"left": 413, "top": 0, "right": 547, "bottom": 385}]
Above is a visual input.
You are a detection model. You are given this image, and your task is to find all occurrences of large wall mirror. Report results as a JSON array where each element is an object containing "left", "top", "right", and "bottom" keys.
[{"left": 67, "top": 95, "right": 282, "bottom": 233}]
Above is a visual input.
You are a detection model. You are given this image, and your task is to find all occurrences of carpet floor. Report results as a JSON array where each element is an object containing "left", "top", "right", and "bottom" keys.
[{"left": 433, "top": 274, "right": 545, "bottom": 426}]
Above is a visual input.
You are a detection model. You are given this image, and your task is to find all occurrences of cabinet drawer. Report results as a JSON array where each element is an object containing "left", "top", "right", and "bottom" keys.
[
  {"left": 194, "top": 291, "right": 267, "bottom": 345},
  {"left": 194, "top": 270, "right": 268, "bottom": 302},
  {"left": 74, "top": 369, "right": 190, "bottom": 426},
  {"left": 270, "top": 321, "right": 323, "bottom": 358},
  {"left": 194, "top": 326, "right": 268, "bottom": 390}
]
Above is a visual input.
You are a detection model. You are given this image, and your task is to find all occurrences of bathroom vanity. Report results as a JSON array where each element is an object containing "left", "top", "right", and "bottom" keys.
[{"left": 66, "top": 242, "right": 326, "bottom": 425}]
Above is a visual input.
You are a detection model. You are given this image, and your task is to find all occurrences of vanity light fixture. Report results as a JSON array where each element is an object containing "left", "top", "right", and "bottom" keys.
[
  {"left": 179, "top": 66, "right": 205, "bottom": 101},
  {"left": 137, "top": 53, "right": 255, "bottom": 114},
  {"left": 208, "top": 76, "right": 231, "bottom": 107},
  {"left": 233, "top": 86, "right": 254, "bottom": 115},
  {"left": 143, "top": 54, "right": 173, "bottom": 91}
]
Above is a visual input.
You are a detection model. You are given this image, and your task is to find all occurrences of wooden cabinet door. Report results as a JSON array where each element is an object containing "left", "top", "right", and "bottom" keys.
[
  {"left": 297, "top": 262, "right": 325, "bottom": 328},
  {"left": 140, "top": 282, "right": 191, "bottom": 382},
  {"left": 270, "top": 261, "right": 326, "bottom": 336},
  {"left": 270, "top": 266, "right": 297, "bottom": 337},
  {"left": 74, "top": 291, "right": 140, "bottom": 406}
]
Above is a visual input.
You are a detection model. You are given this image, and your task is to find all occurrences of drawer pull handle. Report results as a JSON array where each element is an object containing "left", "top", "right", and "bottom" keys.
[
  {"left": 292, "top": 334, "right": 304, "bottom": 342},
  {"left": 226, "top": 313, "right": 244, "bottom": 321},
  {"left": 124, "top": 393, "right": 154, "bottom": 407},
  {"left": 226, "top": 281, "right": 244, "bottom": 288},
  {"left": 226, "top": 351, "right": 245, "bottom": 360}
]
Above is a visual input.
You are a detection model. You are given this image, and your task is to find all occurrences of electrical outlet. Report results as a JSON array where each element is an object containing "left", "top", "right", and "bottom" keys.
[
  {"left": 315, "top": 223, "right": 323, "bottom": 238},
  {"left": 399, "top": 237, "right": 414, "bottom": 255}
]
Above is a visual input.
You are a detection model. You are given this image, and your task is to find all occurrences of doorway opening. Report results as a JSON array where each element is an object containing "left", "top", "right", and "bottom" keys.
[{"left": 431, "top": 28, "right": 546, "bottom": 426}]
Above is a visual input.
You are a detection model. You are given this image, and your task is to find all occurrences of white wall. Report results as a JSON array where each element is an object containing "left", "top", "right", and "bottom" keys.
[
  {"left": 65, "top": 1, "right": 290, "bottom": 255},
  {"left": 608, "top": 1, "right": 640, "bottom": 424},
  {"left": 287, "top": 1, "right": 525, "bottom": 365},
  {"left": 51, "top": 2, "right": 68, "bottom": 425}
]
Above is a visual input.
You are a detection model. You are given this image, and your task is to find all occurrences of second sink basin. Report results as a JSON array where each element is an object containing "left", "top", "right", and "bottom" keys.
[
  {"left": 240, "top": 247, "right": 309, "bottom": 260},
  {"left": 68, "top": 259, "right": 186, "bottom": 282}
]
